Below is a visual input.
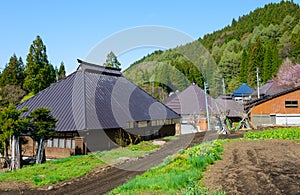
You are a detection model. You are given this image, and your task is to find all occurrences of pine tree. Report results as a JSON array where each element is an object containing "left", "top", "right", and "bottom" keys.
[
  {"left": 58, "top": 62, "right": 66, "bottom": 81},
  {"left": 0, "top": 105, "right": 29, "bottom": 170},
  {"left": 0, "top": 54, "right": 25, "bottom": 87},
  {"left": 263, "top": 42, "right": 273, "bottom": 82},
  {"left": 247, "top": 38, "right": 265, "bottom": 87},
  {"left": 23, "top": 35, "right": 56, "bottom": 94},
  {"left": 103, "top": 51, "right": 121, "bottom": 69},
  {"left": 28, "top": 107, "right": 57, "bottom": 164},
  {"left": 240, "top": 49, "right": 249, "bottom": 83}
]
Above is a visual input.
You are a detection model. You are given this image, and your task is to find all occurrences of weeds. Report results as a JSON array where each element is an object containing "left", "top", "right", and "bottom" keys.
[{"left": 110, "top": 140, "right": 227, "bottom": 194}]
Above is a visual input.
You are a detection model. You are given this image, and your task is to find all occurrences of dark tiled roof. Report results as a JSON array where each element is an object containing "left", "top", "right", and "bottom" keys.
[
  {"left": 163, "top": 83, "right": 224, "bottom": 115},
  {"left": 18, "top": 60, "right": 179, "bottom": 132},
  {"left": 233, "top": 83, "right": 254, "bottom": 97}
]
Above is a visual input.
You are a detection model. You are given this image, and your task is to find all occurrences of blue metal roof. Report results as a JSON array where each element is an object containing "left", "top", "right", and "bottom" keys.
[
  {"left": 18, "top": 60, "right": 180, "bottom": 132},
  {"left": 233, "top": 83, "right": 254, "bottom": 97}
]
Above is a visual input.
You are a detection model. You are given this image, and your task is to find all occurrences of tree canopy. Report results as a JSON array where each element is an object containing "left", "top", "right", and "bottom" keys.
[
  {"left": 103, "top": 51, "right": 121, "bottom": 69},
  {"left": 23, "top": 35, "right": 56, "bottom": 94}
]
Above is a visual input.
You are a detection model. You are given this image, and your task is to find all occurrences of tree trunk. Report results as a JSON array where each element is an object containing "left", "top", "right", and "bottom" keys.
[
  {"left": 11, "top": 135, "right": 21, "bottom": 170},
  {"left": 2, "top": 143, "right": 9, "bottom": 168},
  {"left": 36, "top": 138, "right": 45, "bottom": 164}
]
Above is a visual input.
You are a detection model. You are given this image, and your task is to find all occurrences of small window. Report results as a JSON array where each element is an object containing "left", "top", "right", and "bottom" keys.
[
  {"left": 59, "top": 138, "right": 65, "bottom": 148},
  {"left": 71, "top": 139, "right": 76, "bottom": 149},
  {"left": 65, "top": 139, "right": 71, "bottom": 149},
  {"left": 127, "top": 121, "right": 134, "bottom": 128},
  {"left": 47, "top": 139, "right": 53, "bottom": 147},
  {"left": 285, "top": 100, "right": 298, "bottom": 108},
  {"left": 138, "top": 121, "right": 147, "bottom": 128},
  {"left": 53, "top": 138, "right": 59, "bottom": 148},
  {"left": 151, "top": 120, "right": 157, "bottom": 126}
]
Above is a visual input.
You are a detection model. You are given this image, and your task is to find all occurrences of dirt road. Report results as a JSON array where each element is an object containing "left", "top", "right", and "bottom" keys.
[
  {"left": 203, "top": 139, "right": 300, "bottom": 195},
  {"left": 0, "top": 131, "right": 245, "bottom": 195}
]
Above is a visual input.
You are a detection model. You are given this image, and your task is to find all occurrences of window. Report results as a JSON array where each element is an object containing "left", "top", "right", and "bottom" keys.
[
  {"left": 127, "top": 121, "right": 134, "bottom": 128},
  {"left": 138, "top": 121, "right": 147, "bottom": 128},
  {"left": 72, "top": 139, "right": 76, "bottom": 149},
  {"left": 47, "top": 139, "right": 53, "bottom": 147},
  {"left": 151, "top": 120, "right": 157, "bottom": 126},
  {"left": 65, "top": 139, "right": 71, "bottom": 149},
  {"left": 59, "top": 138, "right": 65, "bottom": 148},
  {"left": 53, "top": 138, "right": 59, "bottom": 148},
  {"left": 285, "top": 100, "right": 298, "bottom": 108}
]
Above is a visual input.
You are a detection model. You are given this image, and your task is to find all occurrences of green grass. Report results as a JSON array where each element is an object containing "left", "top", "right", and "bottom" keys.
[
  {"left": 163, "top": 136, "right": 179, "bottom": 141},
  {"left": 110, "top": 140, "right": 228, "bottom": 195},
  {"left": 244, "top": 127, "right": 300, "bottom": 140},
  {"left": 0, "top": 141, "right": 160, "bottom": 187},
  {"left": 0, "top": 155, "right": 104, "bottom": 187},
  {"left": 94, "top": 141, "right": 159, "bottom": 164}
]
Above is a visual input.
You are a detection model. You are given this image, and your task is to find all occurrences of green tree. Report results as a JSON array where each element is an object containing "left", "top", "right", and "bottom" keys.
[
  {"left": 0, "top": 54, "right": 25, "bottom": 87},
  {"left": 263, "top": 41, "right": 274, "bottom": 82},
  {"left": 0, "top": 85, "right": 26, "bottom": 107},
  {"left": 23, "top": 35, "right": 56, "bottom": 94},
  {"left": 28, "top": 107, "right": 57, "bottom": 164},
  {"left": 57, "top": 62, "right": 66, "bottom": 81},
  {"left": 247, "top": 38, "right": 265, "bottom": 87},
  {"left": 103, "top": 51, "right": 121, "bottom": 69},
  {"left": 289, "top": 24, "right": 300, "bottom": 62},
  {"left": 240, "top": 49, "right": 249, "bottom": 83},
  {"left": 0, "top": 105, "right": 29, "bottom": 170}
]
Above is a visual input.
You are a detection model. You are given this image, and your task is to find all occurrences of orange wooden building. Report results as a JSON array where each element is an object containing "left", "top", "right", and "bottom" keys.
[{"left": 249, "top": 86, "right": 300, "bottom": 127}]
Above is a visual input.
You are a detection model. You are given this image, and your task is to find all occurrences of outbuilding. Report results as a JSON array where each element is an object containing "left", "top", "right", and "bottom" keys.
[{"left": 249, "top": 86, "right": 300, "bottom": 127}]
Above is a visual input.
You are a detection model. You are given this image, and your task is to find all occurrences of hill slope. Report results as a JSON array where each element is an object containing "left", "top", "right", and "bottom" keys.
[{"left": 124, "top": 1, "right": 300, "bottom": 99}]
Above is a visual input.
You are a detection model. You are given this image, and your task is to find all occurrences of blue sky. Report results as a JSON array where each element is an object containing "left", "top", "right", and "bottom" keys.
[{"left": 0, "top": 0, "right": 298, "bottom": 73}]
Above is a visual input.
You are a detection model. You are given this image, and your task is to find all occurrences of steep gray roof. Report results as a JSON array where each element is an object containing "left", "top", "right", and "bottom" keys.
[
  {"left": 18, "top": 60, "right": 179, "bottom": 132},
  {"left": 163, "top": 83, "right": 223, "bottom": 115}
]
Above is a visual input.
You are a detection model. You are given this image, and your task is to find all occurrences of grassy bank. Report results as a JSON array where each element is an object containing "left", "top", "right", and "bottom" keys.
[
  {"left": 0, "top": 141, "right": 160, "bottom": 187},
  {"left": 110, "top": 127, "right": 300, "bottom": 194},
  {"left": 110, "top": 140, "right": 227, "bottom": 194}
]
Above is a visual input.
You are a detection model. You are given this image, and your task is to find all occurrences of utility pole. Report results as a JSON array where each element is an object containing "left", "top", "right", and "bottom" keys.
[
  {"left": 256, "top": 67, "right": 260, "bottom": 99},
  {"left": 151, "top": 76, "right": 154, "bottom": 97},
  {"left": 222, "top": 78, "right": 226, "bottom": 95},
  {"left": 204, "top": 82, "right": 211, "bottom": 131}
]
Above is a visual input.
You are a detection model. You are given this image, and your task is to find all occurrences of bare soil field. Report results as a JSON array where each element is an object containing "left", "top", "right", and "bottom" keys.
[
  {"left": 203, "top": 139, "right": 300, "bottom": 195},
  {"left": 2, "top": 131, "right": 298, "bottom": 195}
]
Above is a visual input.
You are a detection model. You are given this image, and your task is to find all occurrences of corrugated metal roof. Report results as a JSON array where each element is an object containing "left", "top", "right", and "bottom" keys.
[
  {"left": 18, "top": 60, "right": 180, "bottom": 132},
  {"left": 163, "top": 83, "right": 223, "bottom": 115},
  {"left": 215, "top": 98, "right": 243, "bottom": 118},
  {"left": 251, "top": 80, "right": 292, "bottom": 98},
  {"left": 233, "top": 83, "right": 254, "bottom": 97}
]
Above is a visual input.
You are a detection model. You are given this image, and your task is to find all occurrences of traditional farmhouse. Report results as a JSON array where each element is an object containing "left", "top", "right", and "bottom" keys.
[
  {"left": 163, "top": 83, "right": 226, "bottom": 134},
  {"left": 18, "top": 60, "right": 180, "bottom": 158},
  {"left": 233, "top": 83, "right": 254, "bottom": 103},
  {"left": 248, "top": 86, "right": 300, "bottom": 127}
]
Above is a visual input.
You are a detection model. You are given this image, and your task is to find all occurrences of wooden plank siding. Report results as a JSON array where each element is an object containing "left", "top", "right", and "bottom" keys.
[{"left": 250, "top": 88, "right": 300, "bottom": 127}]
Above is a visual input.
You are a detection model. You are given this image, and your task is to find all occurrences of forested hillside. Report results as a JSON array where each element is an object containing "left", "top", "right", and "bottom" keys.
[{"left": 124, "top": 1, "right": 300, "bottom": 99}]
